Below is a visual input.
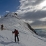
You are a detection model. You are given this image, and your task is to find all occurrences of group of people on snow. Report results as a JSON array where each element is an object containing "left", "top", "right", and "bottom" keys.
[
  {"left": 0, "top": 23, "right": 38, "bottom": 43},
  {"left": 0, "top": 24, "right": 19, "bottom": 42}
]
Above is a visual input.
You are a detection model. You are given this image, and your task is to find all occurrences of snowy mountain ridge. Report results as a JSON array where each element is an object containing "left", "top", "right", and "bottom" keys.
[{"left": 0, "top": 12, "right": 46, "bottom": 46}]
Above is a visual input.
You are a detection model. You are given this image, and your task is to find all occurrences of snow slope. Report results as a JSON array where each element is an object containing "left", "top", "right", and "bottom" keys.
[{"left": 0, "top": 13, "right": 46, "bottom": 46}]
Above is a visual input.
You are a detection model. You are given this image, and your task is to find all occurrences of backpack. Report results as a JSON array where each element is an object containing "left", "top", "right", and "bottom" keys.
[
  {"left": 15, "top": 30, "right": 19, "bottom": 34},
  {"left": 12, "top": 30, "right": 19, "bottom": 35}
]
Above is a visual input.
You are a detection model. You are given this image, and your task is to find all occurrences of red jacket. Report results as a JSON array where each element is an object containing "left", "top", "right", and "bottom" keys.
[{"left": 12, "top": 30, "right": 19, "bottom": 35}]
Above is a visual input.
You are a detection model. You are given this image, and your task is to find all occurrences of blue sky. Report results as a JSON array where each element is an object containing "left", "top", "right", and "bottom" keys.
[{"left": 0, "top": 0, "right": 20, "bottom": 16}]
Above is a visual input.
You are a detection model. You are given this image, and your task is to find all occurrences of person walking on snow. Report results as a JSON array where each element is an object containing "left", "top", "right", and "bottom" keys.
[
  {"left": 1, "top": 24, "right": 3, "bottom": 30},
  {"left": 12, "top": 29, "right": 19, "bottom": 42}
]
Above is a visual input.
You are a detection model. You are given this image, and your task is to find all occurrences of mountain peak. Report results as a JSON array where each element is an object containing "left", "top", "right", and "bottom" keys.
[{"left": 4, "top": 12, "right": 17, "bottom": 18}]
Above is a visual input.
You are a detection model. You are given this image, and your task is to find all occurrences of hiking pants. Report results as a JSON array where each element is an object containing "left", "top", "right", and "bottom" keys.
[{"left": 15, "top": 35, "right": 19, "bottom": 42}]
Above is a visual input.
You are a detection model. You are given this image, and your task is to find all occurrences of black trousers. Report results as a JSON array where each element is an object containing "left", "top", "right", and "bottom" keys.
[{"left": 15, "top": 35, "right": 19, "bottom": 42}]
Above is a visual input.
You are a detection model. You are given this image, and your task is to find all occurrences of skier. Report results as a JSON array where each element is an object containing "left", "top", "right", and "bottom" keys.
[
  {"left": 1, "top": 24, "right": 3, "bottom": 30},
  {"left": 12, "top": 29, "right": 19, "bottom": 42}
]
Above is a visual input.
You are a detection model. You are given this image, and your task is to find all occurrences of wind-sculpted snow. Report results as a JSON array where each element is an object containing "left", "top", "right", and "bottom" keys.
[{"left": 0, "top": 13, "right": 46, "bottom": 46}]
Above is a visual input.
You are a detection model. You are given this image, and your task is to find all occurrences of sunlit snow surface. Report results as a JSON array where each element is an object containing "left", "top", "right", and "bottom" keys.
[{"left": 0, "top": 13, "right": 46, "bottom": 46}]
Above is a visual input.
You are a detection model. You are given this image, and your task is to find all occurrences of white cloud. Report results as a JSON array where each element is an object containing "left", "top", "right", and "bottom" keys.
[
  {"left": 26, "top": 20, "right": 34, "bottom": 24},
  {"left": 40, "top": 0, "right": 46, "bottom": 7},
  {"left": 16, "top": 0, "right": 46, "bottom": 26},
  {"left": 16, "top": 0, "right": 46, "bottom": 15},
  {"left": 0, "top": 16, "right": 1, "bottom": 18},
  {"left": 22, "top": 19, "right": 34, "bottom": 24},
  {"left": 6, "top": 11, "right": 10, "bottom": 13},
  {"left": 39, "top": 17, "right": 46, "bottom": 21}
]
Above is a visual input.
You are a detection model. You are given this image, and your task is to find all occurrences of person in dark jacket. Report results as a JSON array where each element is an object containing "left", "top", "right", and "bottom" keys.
[
  {"left": 12, "top": 29, "right": 19, "bottom": 42},
  {"left": 1, "top": 24, "right": 3, "bottom": 30}
]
